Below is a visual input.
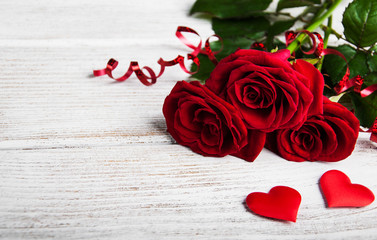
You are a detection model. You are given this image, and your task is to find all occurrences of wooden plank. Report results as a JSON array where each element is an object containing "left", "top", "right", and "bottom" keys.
[
  {"left": 0, "top": 45, "right": 193, "bottom": 150},
  {"left": 1, "top": 0, "right": 377, "bottom": 239},
  {"left": 0, "top": 138, "right": 376, "bottom": 239},
  {"left": 0, "top": 0, "right": 212, "bottom": 41}
]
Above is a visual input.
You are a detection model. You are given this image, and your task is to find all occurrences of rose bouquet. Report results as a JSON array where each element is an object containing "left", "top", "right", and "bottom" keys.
[
  {"left": 163, "top": 48, "right": 359, "bottom": 162},
  {"left": 162, "top": 0, "right": 377, "bottom": 162},
  {"left": 94, "top": 0, "right": 377, "bottom": 163}
]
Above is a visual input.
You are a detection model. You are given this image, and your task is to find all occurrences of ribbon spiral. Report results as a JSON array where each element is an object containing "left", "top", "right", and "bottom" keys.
[{"left": 93, "top": 26, "right": 222, "bottom": 86}]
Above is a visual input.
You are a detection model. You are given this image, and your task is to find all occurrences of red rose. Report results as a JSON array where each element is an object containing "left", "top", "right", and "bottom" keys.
[
  {"left": 163, "top": 80, "right": 265, "bottom": 161},
  {"left": 205, "top": 49, "right": 321, "bottom": 132},
  {"left": 266, "top": 98, "right": 359, "bottom": 162}
]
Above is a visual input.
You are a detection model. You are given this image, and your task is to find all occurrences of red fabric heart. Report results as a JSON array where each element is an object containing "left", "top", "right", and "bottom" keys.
[
  {"left": 246, "top": 186, "right": 301, "bottom": 222},
  {"left": 320, "top": 170, "right": 375, "bottom": 208}
]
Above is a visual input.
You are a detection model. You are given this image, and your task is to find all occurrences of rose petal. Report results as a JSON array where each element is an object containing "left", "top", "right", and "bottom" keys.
[
  {"left": 163, "top": 81, "right": 249, "bottom": 158},
  {"left": 318, "top": 116, "right": 358, "bottom": 161},
  {"left": 231, "top": 130, "right": 266, "bottom": 162},
  {"left": 293, "top": 59, "right": 324, "bottom": 116}
]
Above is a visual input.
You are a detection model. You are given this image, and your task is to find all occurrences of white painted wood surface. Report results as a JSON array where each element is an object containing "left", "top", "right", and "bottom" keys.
[{"left": 1, "top": 0, "right": 376, "bottom": 239}]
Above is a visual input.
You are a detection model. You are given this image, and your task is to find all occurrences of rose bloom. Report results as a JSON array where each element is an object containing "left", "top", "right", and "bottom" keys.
[
  {"left": 205, "top": 49, "right": 322, "bottom": 132},
  {"left": 163, "top": 80, "right": 265, "bottom": 161},
  {"left": 266, "top": 98, "right": 360, "bottom": 162}
]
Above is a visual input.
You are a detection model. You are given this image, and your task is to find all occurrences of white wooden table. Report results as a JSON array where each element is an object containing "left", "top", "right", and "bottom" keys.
[{"left": 1, "top": 0, "right": 376, "bottom": 239}]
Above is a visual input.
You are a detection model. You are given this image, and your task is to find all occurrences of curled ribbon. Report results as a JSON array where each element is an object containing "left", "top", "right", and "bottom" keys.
[
  {"left": 93, "top": 26, "right": 222, "bottom": 86},
  {"left": 285, "top": 31, "right": 349, "bottom": 81},
  {"left": 334, "top": 75, "right": 377, "bottom": 98},
  {"left": 251, "top": 42, "right": 267, "bottom": 51},
  {"left": 286, "top": 30, "right": 377, "bottom": 98},
  {"left": 285, "top": 30, "right": 318, "bottom": 56}
]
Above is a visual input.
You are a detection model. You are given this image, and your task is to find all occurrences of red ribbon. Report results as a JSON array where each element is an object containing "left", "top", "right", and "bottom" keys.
[
  {"left": 285, "top": 30, "right": 318, "bottom": 56},
  {"left": 371, "top": 118, "right": 377, "bottom": 143},
  {"left": 251, "top": 42, "right": 267, "bottom": 51},
  {"left": 335, "top": 75, "right": 377, "bottom": 98},
  {"left": 93, "top": 26, "right": 222, "bottom": 86},
  {"left": 313, "top": 33, "right": 377, "bottom": 98},
  {"left": 286, "top": 30, "right": 377, "bottom": 98}
]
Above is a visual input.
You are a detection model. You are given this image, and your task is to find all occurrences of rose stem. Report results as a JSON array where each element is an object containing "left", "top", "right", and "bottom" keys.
[
  {"left": 317, "top": 15, "right": 332, "bottom": 72},
  {"left": 286, "top": 0, "right": 343, "bottom": 54}
]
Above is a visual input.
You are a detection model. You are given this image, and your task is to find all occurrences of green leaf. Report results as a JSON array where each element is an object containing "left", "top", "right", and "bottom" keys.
[
  {"left": 337, "top": 93, "right": 354, "bottom": 111},
  {"left": 364, "top": 72, "right": 377, "bottom": 86},
  {"left": 190, "top": 0, "right": 273, "bottom": 19},
  {"left": 322, "top": 45, "right": 369, "bottom": 85},
  {"left": 190, "top": 54, "right": 216, "bottom": 83},
  {"left": 190, "top": 38, "right": 254, "bottom": 82},
  {"left": 349, "top": 92, "right": 377, "bottom": 128},
  {"left": 277, "top": 0, "right": 321, "bottom": 11},
  {"left": 265, "top": 19, "right": 296, "bottom": 50},
  {"left": 369, "top": 45, "right": 377, "bottom": 53},
  {"left": 349, "top": 72, "right": 377, "bottom": 127},
  {"left": 367, "top": 53, "right": 377, "bottom": 72},
  {"left": 212, "top": 17, "right": 270, "bottom": 41},
  {"left": 329, "top": 92, "right": 347, "bottom": 103},
  {"left": 342, "top": 0, "right": 377, "bottom": 47},
  {"left": 268, "top": 19, "right": 296, "bottom": 36}
]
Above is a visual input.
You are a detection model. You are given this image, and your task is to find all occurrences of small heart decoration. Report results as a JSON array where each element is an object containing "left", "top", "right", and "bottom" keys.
[
  {"left": 246, "top": 186, "right": 301, "bottom": 222},
  {"left": 320, "top": 170, "right": 375, "bottom": 208}
]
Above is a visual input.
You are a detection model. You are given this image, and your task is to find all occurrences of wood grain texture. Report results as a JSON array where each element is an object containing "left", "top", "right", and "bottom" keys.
[{"left": 1, "top": 0, "right": 377, "bottom": 239}]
